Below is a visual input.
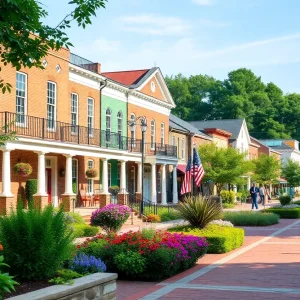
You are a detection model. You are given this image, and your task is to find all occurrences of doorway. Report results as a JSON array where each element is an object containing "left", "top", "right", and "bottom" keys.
[
  {"left": 46, "top": 168, "right": 52, "bottom": 204},
  {"left": 143, "top": 166, "right": 151, "bottom": 202},
  {"left": 45, "top": 156, "right": 58, "bottom": 206}
]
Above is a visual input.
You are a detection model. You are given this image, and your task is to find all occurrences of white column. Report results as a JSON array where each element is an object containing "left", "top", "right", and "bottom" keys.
[
  {"left": 136, "top": 162, "right": 142, "bottom": 194},
  {"left": 63, "top": 154, "right": 74, "bottom": 195},
  {"left": 161, "top": 164, "right": 167, "bottom": 205},
  {"left": 173, "top": 165, "right": 178, "bottom": 204},
  {"left": 102, "top": 158, "right": 109, "bottom": 194},
  {"left": 151, "top": 163, "right": 157, "bottom": 203},
  {"left": 35, "top": 151, "right": 48, "bottom": 196},
  {"left": 247, "top": 176, "right": 251, "bottom": 190},
  {"left": 0, "top": 149, "right": 13, "bottom": 197},
  {"left": 120, "top": 160, "right": 127, "bottom": 192}
]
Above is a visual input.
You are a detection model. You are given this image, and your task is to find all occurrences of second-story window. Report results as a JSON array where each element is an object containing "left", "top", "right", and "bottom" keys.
[
  {"left": 16, "top": 72, "right": 27, "bottom": 125},
  {"left": 47, "top": 81, "right": 56, "bottom": 130},
  {"left": 106, "top": 108, "right": 111, "bottom": 144},
  {"left": 117, "top": 111, "right": 123, "bottom": 136},
  {"left": 181, "top": 138, "right": 185, "bottom": 159},
  {"left": 88, "top": 98, "right": 94, "bottom": 137},
  {"left": 130, "top": 113, "right": 136, "bottom": 145},
  {"left": 160, "top": 123, "right": 165, "bottom": 145},
  {"left": 71, "top": 93, "right": 78, "bottom": 134},
  {"left": 151, "top": 120, "right": 155, "bottom": 149}
]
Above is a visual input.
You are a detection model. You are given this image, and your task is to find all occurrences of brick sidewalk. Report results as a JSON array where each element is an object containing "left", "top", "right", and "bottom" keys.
[{"left": 117, "top": 219, "right": 300, "bottom": 300}]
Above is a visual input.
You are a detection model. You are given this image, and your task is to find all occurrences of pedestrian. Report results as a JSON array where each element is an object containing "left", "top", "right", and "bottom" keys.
[
  {"left": 259, "top": 184, "right": 266, "bottom": 205},
  {"left": 250, "top": 182, "right": 259, "bottom": 209}
]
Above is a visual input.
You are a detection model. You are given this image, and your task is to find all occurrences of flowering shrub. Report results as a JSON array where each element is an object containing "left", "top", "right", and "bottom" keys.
[
  {"left": 90, "top": 204, "right": 131, "bottom": 234},
  {"left": 85, "top": 168, "right": 98, "bottom": 178},
  {"left": 69, "top": 253, "right": 106, "bottom": 275},
  {"left": 146, "top": 214, "right": 161, "bottom": 223},
  {"left": 273, "top": 204, "right": 300, "bottom": 209},
  {"left": 77, "top": 230, "right": 208, "bottom": 280},
  {"left": 209, "top": 219, "right": 234, "bottom": 227},
  {"left": 13, "top": 162, "right": 33, "bottom": 176}
]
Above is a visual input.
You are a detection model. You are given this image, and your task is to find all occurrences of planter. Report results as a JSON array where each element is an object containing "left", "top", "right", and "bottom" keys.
[
  {"left": 9, "top": 273, "right": 118, "bottom": 300},
  {"left": 13, "top": 163, "right": 33, "bottom": 177},
  {"left": 85, "top": 168, "right": 98, "bottom": 179}
]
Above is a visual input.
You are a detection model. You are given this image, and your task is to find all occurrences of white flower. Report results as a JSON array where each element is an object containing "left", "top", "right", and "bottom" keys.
[
  {"left": 209, "top": 219, "right": 234, "bottom": 227},
  {"left": 273, "top": 204, "right": 300, "bottom": 209}
]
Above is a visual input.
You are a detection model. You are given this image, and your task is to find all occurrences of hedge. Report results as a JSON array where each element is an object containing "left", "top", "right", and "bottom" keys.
[
  {"left": 264, "top": 208, "right": 300, "bottom": 219},
  {"left": 223, "top": 211, "right": 280, "bottom": 226},
  {"left": 25, "top": 179, "right": 38, "bottom": 203},
  {"left": 72, "top": 224, "right": 99, "bottom": 238},
  {"left": 169, "top": 224, "right": 244, "bottom": 254}
]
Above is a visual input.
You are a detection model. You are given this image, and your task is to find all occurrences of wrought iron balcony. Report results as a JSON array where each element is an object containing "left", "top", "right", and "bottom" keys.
[
  {"left": 145, "top": 143, "right": 177, "bottom": 158},
  {"left": 0, "top": 112, "right": 141, "bottom": 153}
]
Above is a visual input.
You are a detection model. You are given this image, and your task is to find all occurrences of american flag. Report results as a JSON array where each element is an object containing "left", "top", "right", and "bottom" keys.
[
  {"left": 180, "top": 156, "right": 192, "bottom": 195},
  {"left": 192, "top": 147, "right": 205, "bottom": 186}
]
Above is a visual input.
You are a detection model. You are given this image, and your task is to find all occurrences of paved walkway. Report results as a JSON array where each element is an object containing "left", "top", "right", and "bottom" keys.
[{"left": 117, "top": 218, "right": 300, "bottom": 299}]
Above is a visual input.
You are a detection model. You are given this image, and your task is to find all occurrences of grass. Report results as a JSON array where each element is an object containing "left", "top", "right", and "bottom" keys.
[
  {"left": 169, "top": 224, "right": 244, "bottom": 253},
  {"left": 222, "top": 211, "right": 280, "bottom": 226},
  {"left": 264, "top": 207, "right": 300, "bottom": 219}
]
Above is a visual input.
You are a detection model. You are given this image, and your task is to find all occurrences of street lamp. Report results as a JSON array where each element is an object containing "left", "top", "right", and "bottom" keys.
[{"left": 128, "top": 116, "right": 147, "bottom": 216}]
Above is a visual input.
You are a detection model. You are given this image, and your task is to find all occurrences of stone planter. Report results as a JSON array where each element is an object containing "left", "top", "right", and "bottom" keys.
[{"left": 9, "top": 273, "right": 117, "bottom": 300}]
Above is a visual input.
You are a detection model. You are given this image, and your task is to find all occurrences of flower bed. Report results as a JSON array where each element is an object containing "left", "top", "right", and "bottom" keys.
[
  {"left": 222, "top": 211, "right": 280, "bottom": 226},
  {"left": 77, "top": 230, "right": 208, "bottom": 280},
  {"left": 169, "top": 224, "right": 244, "bottom": 254},
  {"left": 264, "top": 206, "right": 300, "bottom": 219}
]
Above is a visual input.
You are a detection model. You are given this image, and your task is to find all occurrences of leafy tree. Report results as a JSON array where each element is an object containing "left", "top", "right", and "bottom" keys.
[
  {"left": 252, "top": 154, "right": 281, "bottom": 184},
  {"left": 281, "top": 159, "right": 300, "bottom": 188},
  {"left": 0, "top": 0, "right": 107, "bottom": 93},
  {"left": 198, "top": 143, "right": 253, "bottom": 195}
]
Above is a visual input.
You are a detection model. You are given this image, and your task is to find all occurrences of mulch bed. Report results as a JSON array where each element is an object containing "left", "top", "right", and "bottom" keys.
[{"left": 4, "top": 280, "right": 53, "bottom": 299}]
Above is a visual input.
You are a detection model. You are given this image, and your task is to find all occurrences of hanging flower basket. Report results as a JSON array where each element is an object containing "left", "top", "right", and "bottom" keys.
[
  {"left": 85, "top": 168, "right": 98, "bottom": 178},
  {"left": 13, "top": 162, "right": 33, "bottom": 177}
]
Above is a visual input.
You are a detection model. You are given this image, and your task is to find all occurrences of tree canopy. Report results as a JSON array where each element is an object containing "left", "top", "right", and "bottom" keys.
[
  {"left": 0, "top": 0, "right": 107, "bottom": 93},
  {"left": 198, "top": 143, "right": 253, "bottom": 195},
  {"left": 281, "top": 159, "right": 300, "bottom": 188},
  {"left": 166, "top": 68, "right": 300, "bottom": 140}
]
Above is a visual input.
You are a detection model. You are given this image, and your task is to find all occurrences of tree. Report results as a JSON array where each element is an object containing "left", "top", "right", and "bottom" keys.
[
  {"left": 198, "top": 143, "right": 253, "bottom": 195},
  {"left": 0, "top": 0, "right": 107, "bottom": 93},
  {"left": 281, "top": 159, "right": 300, "bottom": 188},
  {"left": 252, "top": 154, "right": 281, "bottom": 184}
]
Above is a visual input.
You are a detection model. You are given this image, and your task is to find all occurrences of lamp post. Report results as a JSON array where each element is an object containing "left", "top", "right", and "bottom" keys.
[{"left": 128, "top": 116, "right": 147, "bottom": 216}]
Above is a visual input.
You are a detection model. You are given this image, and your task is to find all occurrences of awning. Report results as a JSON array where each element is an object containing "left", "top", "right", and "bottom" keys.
[
  {"left": 177, "top": 164, "right": 187, "bottom": 174},
  {"left": 277, "top": 177, "right": 287, "bottom": 183}
]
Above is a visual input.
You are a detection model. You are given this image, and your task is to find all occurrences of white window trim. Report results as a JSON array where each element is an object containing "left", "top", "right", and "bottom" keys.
[
  {"left": 117, "top": 111, "right": 123, "bottom": 136},
  {"left": 161, "top": 122, "right": 165, "bottom": 145},
  {"left": 47, "top": 81, "right": 57, "bottom": 132},
  {"left": 16, "top": 72, "right": 27, "bottom": 127},
  {"left": 87, "top": 98, "right": 94, "bottom": 137},
  {"left": 71, "top": 93, "right": 78, "bottom": 135},
  {"left": 151, "top": 120, "right": 155, "bottom": 150},
  {"left": 87, "top": 159, "right": 94, "bottom": 194}
]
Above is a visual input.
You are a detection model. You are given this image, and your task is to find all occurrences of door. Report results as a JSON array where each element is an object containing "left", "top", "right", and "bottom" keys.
[
  {"left": 143, "top": 166, "right": 151, "bottom": 202},
  {"left": 46, "top": 168, "right": 52, "bottom": 204}
]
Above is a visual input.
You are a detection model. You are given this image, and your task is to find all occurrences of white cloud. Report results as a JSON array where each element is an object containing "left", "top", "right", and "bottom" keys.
[
  {"left": 192, "top": 0, "right": 215, "bottom": 6},
  {"left": 120, "top": 14, "right": 191, "bottom": 36}
]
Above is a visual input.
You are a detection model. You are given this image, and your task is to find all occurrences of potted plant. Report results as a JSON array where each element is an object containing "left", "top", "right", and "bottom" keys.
[
  {"left": 13, "top": 162, "right": 33, "bottom": 177},
  {"left": 85, "top": 168, "right": 98, "bottom": 178}
]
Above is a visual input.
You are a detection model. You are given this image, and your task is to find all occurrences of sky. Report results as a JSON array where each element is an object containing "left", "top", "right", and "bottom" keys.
[{"left": 41, "top": 0, "right": 300, "bottom": 93}]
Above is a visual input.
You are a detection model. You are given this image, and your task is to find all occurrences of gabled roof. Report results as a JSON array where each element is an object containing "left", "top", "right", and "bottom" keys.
[
  {"left": 102, "top": 69, "right": 151, "bottom": 86},
  {"left": 189, "top": 119, "right": 244, "bottom": 140},
  {"left": 170, "top": 114, "right": 212, "bottom": 140}
]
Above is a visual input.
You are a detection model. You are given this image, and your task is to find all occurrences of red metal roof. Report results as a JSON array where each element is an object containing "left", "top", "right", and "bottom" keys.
[{"left": 102, "top": 69, "right": 150, "bottom": 86}]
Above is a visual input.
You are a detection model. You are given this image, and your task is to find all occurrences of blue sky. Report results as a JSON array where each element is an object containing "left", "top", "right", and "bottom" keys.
[{"left": 41, "top": 0, "right": 300, "bottom": 93}]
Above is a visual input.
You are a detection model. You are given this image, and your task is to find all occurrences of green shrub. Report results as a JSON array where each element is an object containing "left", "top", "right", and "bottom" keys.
[
  {"left": 25, "top": 179, "right": 37, "bottom": 203},
  {"left": 141, "top": 228, "right": 156, "bottom": 240},
  {"left": 222, "top": 211, "right": 280, "bottom": 226},
  {"left": 158, "top": 208, "right": 181, "bottom": 222},
  {"left": 67, "top": 212, "right": 85, "bottom": 224},
  {"left": 169, "top": 224, "right": 244, "bottom": 254},
  {"left": 0, "top": 206, "right": 74, "bottom": 280},
  {"left": 79, "top": 239, "right": 108, "bottom": 257},
  {"left": 279, "top": 194, "right": 292, "bottom": 206},
  {"left": 114, "top": 251, "right": 146, "bottom": 276},
  {"left": 49, "top": 269, "right": 82, "bottom": 285},
  {"left": 222, "top": 203, "right": 235, "bottom": 209},
  {"left": 265, "top": 208, "right": 300, "bottom": 219},
  {"left": 220, "top": 190, "right": 235, "bottom": 204},
  {"left": 178, "top": 196, "right": 222, "bottom": 228},
  {"left": 0, "top": 255, "right": 18, "bottom": 298},
  {"left": 72, "top": 224, "right": 99, "bottom": 238}
]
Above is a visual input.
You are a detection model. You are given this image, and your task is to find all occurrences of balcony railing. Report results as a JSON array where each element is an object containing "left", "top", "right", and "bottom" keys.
[
  {"left": 145, "top": 143, "right": 177, "bottom": 158},
  {"left": 0, "top": 112, "right": 141, "bottom": 153}
]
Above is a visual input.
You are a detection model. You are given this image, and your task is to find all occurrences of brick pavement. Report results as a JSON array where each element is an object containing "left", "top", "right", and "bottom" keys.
[{"left": 117, "top": 219, "right": 300, "bottom": 300}]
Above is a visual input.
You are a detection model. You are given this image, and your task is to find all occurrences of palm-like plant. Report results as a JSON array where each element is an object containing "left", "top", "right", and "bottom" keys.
[{"left": 178, "top": 196, "right": 222, "bottom": 229}]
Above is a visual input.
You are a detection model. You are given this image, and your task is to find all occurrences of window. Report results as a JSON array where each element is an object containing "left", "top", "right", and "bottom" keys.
[
  {"left": 72, "top": 159, "right": 78, "bottom": 193},
  {"left": 130, "top": 113, "right": 136, "bottom": 144},
  {"left": 177, "top": 138, "right": 180, "bottom": 158},
  {"left": 130, "top": 166, "right": 135, "bottom": 193},
  {"left": 71, "top": 93, "right": 78, "bottom": 134},
  {"left": 87, "top": 159, "right": 94, "bottom": 194},
  {"left": 160, "top": 123, "right": 165, "bottom": 145},
  {"left": 106, "top": 108, "right": 111, "bottom": 144},
  {"left": 117, "top": 163, "right": 120, "bottom": 186},
  {"left": 88, "top": 98, "right": 94, "bottom": 137},
  {"left": 108, "top": 163, "right": 112, "bottom": 188},
  {"left": 181, "top": 138, "right": 185, "bottom": 159},
  {"left": 16, "top": 72, "right": 27, "bottom": 125},
  {"left": 117, "top": 111, "right": 123, "bottom": 146},
  {"left": 151, "top": 120, "right": 155, "bottom": 149},
  {"left": 47, "top": 81, "right": 56, "bottom": 130}
]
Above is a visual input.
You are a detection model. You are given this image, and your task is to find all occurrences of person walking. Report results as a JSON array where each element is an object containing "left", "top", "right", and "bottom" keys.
[
  {"left": 250, "top": 182, "right": 259, "bottom": 209},
  {"left": 259, "top": 184, "right": 266, "bottom": 205}
]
